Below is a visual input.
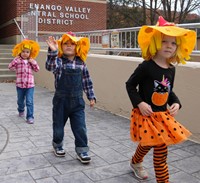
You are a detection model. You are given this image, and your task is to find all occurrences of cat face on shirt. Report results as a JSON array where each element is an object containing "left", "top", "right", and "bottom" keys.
[
  {"left": 152, "top": 76, "right": 170, "bottom": 106},
  {"left": 154, "top": 80, "right": 169, "bottom": 93}
]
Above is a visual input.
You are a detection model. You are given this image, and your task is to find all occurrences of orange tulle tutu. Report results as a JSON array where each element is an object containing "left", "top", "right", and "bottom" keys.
[{"left": 130, "top": 108, "right": 191, "bottom": 146}]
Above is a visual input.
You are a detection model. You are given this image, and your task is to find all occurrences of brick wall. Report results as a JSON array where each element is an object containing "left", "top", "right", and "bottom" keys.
[{"left": 0, "top": 0, "right": 107, "bottom": 41}]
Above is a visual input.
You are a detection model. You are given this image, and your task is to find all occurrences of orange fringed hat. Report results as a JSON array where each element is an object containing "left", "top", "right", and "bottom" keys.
[
  {"left": 138, "top": 16, "right": 196, "bottom": 64},
  {"left": 12, "top": 39, "right": 40, "bottom": 59},
  {"left": 57, "top": 32, "right": 90, "bottom": 62}
]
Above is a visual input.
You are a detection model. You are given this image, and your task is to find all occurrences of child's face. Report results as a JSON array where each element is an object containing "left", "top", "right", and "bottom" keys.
[
  {"left": 157, "top": 35, "right": 177, "bottom": 59},
  {"left": 20, "top": 48, "right": 31, "bottom": 59},
  {"left": 62, "top": 40, "right": 76, "bottom": 57}
]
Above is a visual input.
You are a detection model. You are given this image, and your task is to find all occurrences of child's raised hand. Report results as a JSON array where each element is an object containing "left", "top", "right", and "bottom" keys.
[
  {"left": 46, "top": 36, "right": 58, "bottom": 51},
  {"left": 138, "top": 102, "right": 153, "bottom": 116},
  {"left": 169, "top": 103, "right": 180, "bottom": 116}
]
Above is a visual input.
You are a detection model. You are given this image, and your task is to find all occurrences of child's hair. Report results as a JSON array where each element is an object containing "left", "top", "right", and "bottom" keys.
[
  {"left": 138, "top": 16, "right": 196, "bottom": 65},
  {"left": 145, "top": 31, "right": 187, "bottom": 64},
  {"left": 57, "top": 32, "right": 90, "bottom": 62},
  {"left": 60, "top": 32, "right": 77, "bottom": 46},
  {"left": 12, "top": 39, "right": 40, "bottom": 59}
]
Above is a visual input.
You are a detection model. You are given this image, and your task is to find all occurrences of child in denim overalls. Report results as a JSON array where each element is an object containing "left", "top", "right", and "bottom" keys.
[{"left": 45, "top": 32, "right": 96, "bottom": 164}]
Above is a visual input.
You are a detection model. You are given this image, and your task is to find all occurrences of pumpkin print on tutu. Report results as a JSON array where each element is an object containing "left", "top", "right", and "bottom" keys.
[{"left": 152, "top": 75, "right": 169, "bottom": 106}]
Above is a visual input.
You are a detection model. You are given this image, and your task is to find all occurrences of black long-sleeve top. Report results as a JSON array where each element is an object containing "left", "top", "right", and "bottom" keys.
[{"left": 126, "top": 60, "right": 181, "bottom": 112}]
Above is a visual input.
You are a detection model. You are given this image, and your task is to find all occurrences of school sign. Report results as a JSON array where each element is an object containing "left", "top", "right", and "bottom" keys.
[{"left": 0, "top": 0, "right": 107, "bottom": 44}]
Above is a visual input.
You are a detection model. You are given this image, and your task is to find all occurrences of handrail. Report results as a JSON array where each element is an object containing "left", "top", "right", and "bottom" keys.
[
  {"left": 13, "top": 18, "right": 26, "bottom": 39},
  {"left": 73, "top": 22, "right": 200, "bottom": 56},
  {"left": 34, "top": 21, "right": 200, "bottom": 57}
]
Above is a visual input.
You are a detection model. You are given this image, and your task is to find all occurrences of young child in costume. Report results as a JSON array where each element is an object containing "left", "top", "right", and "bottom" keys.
[
  {"left": 8, "top": 39, "right": 40, "bottom": 124},
  {"left": 126, "top": 16, "right": 196, "bottom": 182},
  {"left": 45, "top": 32, "right": 96, "bottom": 164}
]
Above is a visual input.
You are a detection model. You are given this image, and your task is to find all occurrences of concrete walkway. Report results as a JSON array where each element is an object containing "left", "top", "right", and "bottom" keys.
[{"left": 0, "top": 83, "right": 200, "bottom": 183}]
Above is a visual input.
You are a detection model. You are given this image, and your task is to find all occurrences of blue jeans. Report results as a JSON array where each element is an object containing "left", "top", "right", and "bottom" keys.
[
  {"left": 16, "top": 87, "right": 34, "bottom": 120},
  {"left": 52, "top": 95, "right": 89, "bottom": 154}
]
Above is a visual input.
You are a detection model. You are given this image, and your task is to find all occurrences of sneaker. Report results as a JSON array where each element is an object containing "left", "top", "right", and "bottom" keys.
[
  {"left": 53, "top": 147, "right": 65, "bottom": 157},
  {"left": 19, "top": 112, "right": 24, "bottom": 117},
  {"left": 77, "top": 152, "right": 91, "bottom": 164},
  {"left": 130, "top": 161, "right": 148, "bottom": 180},
  {"left": 26, "top": 118, "right": 34, "bottom": 124}
]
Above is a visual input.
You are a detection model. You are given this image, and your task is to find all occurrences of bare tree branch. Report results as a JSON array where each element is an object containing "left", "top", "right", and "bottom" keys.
[{"left": 107, "top": 0, "right": 200, "bottom": 29}]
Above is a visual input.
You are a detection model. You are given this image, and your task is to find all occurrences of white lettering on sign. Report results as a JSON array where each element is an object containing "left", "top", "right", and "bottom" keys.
[
  {"left": 59, "top": 13, "right": 89, "bottom": 20},
  {"left": 29, "top": 3, "right": 91, "bottom": 25},
  {"left": 38, "top": 18, "right": 73, "bottom": 25},
  {"left": 65, "top": 6, "right": 91, "bottom": 13},
  {"left": 36, "top": 11, "right": 57, "bottom": 18},
  {"left": 30, "top": 3, "right": 62, "bottom": 11}
]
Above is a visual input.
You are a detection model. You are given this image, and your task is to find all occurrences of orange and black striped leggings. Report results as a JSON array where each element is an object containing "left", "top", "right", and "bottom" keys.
[{"left": 132, "top": 143, "right": 169, "bottom": 183}]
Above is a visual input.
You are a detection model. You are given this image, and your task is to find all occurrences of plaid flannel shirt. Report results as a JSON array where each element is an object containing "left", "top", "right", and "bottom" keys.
[{"left": 8, "top": 57, "right": 39, "bottom": 88}]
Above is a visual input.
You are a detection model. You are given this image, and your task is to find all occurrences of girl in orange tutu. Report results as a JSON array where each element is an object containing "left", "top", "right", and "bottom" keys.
[{"left": 126, "top": 16, "right": 196, "bottom": 183}]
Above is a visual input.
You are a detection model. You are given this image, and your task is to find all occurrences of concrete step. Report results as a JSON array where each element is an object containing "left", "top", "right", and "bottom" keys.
[
  {"left": 0, "top": 58, "right": 12, "bottom": 63},
  {"left": 0, "top": 75, "right": 16, "bottom": 82},
  {"left": 0, "top": 63, "right": 9, "bottom": 69},
  {"left": 0, "top": 44, "right": 14, "bottom": 49},
  {"left": 0, "top": 45, "right": 14, "bottom": 82},
  {"left": 0, "top": 49, "right": 12, "bottom": 53},
  {"left": 0, "top": 69, "right": 15, "bottom": 75},
  {"left": 0, "top": 53, "right": 12, "bottom": 58}
]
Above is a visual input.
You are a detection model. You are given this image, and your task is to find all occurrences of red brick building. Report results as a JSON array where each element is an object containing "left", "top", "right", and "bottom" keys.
[{"left": 0, "top": 0, "right": 107, "bottom": 44}]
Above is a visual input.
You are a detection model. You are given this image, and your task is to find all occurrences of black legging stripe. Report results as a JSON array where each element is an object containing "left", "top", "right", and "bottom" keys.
[
  {"left": 154, "top": 144, "right": 169, "bottom": 182},
  {"left": 132, "top": 144, "right": 151, "bottom": 164}
]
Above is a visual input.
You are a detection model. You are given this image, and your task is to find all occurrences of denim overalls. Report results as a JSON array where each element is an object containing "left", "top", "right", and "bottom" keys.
[{"left": 52, "top": 65, "right": 89, "bottom": 154}]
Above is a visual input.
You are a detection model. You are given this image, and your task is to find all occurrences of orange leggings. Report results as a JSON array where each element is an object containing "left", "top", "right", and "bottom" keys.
[{"left": 132, "top": 143, "right": 169, "bottom": 183}]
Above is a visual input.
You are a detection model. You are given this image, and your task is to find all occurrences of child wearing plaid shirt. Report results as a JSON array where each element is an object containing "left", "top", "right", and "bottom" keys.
[{"left": 8, "top": 39, "right": 40, "bottom": 124}]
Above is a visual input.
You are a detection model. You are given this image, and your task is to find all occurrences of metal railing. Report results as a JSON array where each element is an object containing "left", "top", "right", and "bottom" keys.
[
  {"left": 13, "top": 19, "right": 26, "bottom": 39},
  {"left": 37, "top": 23, "right": 200, "bottom": 56},
  {"left": 74, "top": 24, "right": 200, "bottom": 56},
  {"left": 14, "top": 8, "right": 38, "bottom": 41},
  {"left": 21, "top": 8, "right": 38, "bottom": 41}
]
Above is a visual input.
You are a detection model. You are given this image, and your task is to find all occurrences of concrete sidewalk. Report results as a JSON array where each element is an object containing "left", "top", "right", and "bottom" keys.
[{"left": 0, "top": 83, "right": 200, "bottom": 183}]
